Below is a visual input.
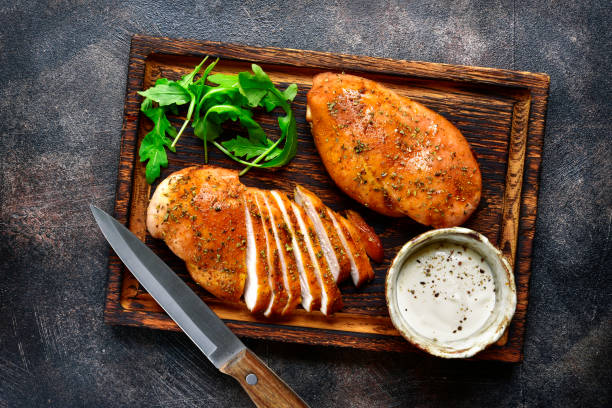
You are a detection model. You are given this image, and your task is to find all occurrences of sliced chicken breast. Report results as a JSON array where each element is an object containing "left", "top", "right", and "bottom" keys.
[
  {"left": 254, "top": 191, "right": 287, "bottom": 317},
  {"left": 336, "top": 213, "right": 375, "bottom": 286},
  {"left": 147, "top": 166, "right": 380, "bottom": 317},
  {"left": 243, "top": 191, "right": 272, "bottom": 313},
  {"left": 261, "top": 191, "right": 301, "bottom": 315},
  {"left": 294, "top": 185, "right": 351, "bottom": 282},
  {"left": 326, "top": 209, "right": 373, "bottom": 287},
  {"left": 343, "top": 209, "right": 384, "bottom": 263},
  {"left": 271, "top": 190, "right": 322, "bottom": 312},
  {"left": 290, "top": 201, "right": 343, "bottom": 315}
]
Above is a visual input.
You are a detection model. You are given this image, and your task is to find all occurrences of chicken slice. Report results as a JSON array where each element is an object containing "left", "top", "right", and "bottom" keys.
[
  {"left": 339, "top": 214, "right": 375, "bottom": 285},
  {"left": 343, "top": 209, "right": 384, "bottom": 263},
  {"left": 271, "top": 190, "right": 322, "bottom": 312},
  {"left": 261, "top": 191, "right": 301, "bottom": 316},
  {"left": 294, "top": 185, "right": 351, "bottom": 282},
  {"left": 243, "top": 191, "right": 271, "bottom": 313},
  {"left": 290, "top": 202, "right": 343, "bottom": 315},
  {"left": 306, "top": 72, "right": 482, "bottom": 228},
  {"left": 253, "top": 191, "right": 287, "bottom": 317},
  {"left": 327, "top": 209, "right": 374, "bottom": 287},
  {"left": 147, "top": 172, "right": 178, "bottom": 239},
  {"left": 146, "top": 166, "right": 247, "bottom": 301}
]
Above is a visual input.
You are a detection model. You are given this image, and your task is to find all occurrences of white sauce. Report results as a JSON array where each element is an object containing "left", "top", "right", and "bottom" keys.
[{"left": 396, "top": 242, "right": 495, "bottom": 343}]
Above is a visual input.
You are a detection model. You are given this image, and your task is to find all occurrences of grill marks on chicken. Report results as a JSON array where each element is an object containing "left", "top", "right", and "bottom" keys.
[
  {"left": 306, "top": 72, "right": 482, "bottom": 228},
  {"left": 147, "top": 166, "right": 380, "bottom": 317}
]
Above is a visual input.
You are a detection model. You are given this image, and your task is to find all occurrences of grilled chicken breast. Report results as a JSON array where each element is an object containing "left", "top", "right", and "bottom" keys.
[
  {"left": 147, "top": 166, "right": 379, "bottom": 316},
  {"left": 147, "top": 166, "right": 248, "bottom": 302},
  {"left": 344, "top": 209, "right": 384, "bottom": 263},
  {"left": 306, "top": 72, "right": 482, "bottom": 228}
]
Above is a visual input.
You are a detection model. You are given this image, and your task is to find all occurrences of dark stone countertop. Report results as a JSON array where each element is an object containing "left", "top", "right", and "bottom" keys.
[{"left": 1, "top": 1, "right": 610, "bottom": 407}]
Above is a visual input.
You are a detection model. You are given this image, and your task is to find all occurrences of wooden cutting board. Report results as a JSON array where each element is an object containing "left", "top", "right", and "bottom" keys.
[{"left": 104, "top": 34, "right": 549, "bottom": 363}]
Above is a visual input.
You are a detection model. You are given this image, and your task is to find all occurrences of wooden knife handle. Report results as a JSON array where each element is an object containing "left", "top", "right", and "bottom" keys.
[{"left": 220, "top": 349, "right": 309, "bottom": 408}]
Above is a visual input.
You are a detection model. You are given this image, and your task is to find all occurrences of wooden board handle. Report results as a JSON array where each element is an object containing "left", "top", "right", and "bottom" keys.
[{"left": 220, "top": 349, "right": 309, "bottom": 408}]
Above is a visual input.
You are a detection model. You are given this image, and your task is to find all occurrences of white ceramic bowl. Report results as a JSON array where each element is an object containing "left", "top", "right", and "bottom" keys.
[{"left": 385, "top": 227, "right": 517, "bottom": 358}]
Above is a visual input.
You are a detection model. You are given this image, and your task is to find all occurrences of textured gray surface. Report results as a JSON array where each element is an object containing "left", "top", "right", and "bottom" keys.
[{"left": 1, "top": 0, "right": 611, "bottom": 407}]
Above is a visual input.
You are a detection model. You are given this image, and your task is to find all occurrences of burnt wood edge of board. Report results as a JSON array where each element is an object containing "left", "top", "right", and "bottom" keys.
[
  {"left": 104, "top": 34, "right": 550, "bottom": 362},
  {"left": 130, "top": 34, "right": 550, "bottom": 90},
  {"left": 103, "top": 301, "right": 521, "bottom": 363}
]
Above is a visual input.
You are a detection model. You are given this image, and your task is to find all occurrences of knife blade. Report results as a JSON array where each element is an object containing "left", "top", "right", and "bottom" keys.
[{"left": 90, "top": 205, "right": 309, "bottom": 408}]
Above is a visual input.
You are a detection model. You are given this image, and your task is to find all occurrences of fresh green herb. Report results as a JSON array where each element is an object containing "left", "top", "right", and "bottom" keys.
[
  {"left": 139, "top": 58, "right": 210, "bottom": 147},
  {"left": 138, "top": 100, "right": 177, "bottom": 184},
  {"left": 207, "top": 73, "right": 240, "bottom": 88},
  {"left": 221, "top": 135, "right": 280, "bottom": 161},
  {"left": 137, "top": 59, "right": 210, "bottom": 183},
  {"left": 327, "top": 101, "right": 337, "bottom": 115},
  {"left": 206, "top": 64, "right": 298, "bottom": 175},
  {"left": 138, "top": 79, "right": 191, "bottom": 106},
  {"left": 138, "top": 59, "right": 299, "bottom": 182}
]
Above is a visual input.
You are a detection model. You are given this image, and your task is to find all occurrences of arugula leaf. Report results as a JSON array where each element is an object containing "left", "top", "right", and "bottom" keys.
[
  {"left": 169, "top": 58, "right": 213, "bottom": 148},
  {"left": 197, "top": 64, "right": 299, "bottom": 174},
  {"left": 237, "top": 64, "right": 275, "bottom": 107},
  {"left": 189, "top": 58, "right": 218, "bottom": 119},
  {"left": 178, "top": 57, "right": 208, "bottom": 88},
  {"left": 259, "top": 83, "right": 297, "bottom": 112},
  {"left": 199, "top": 58, "right": 219, "bottom": 84},
  {"left": 138, "top": 58, "right": 214, "bottom": 183},
  {"left": 139, "top": 106, "right": 177, "bottom": 184},
  {"left": 221, "top": 135, "right": 281, "bottom": 161},
  {"left": 188, "top": 57, "right": 218, "bottom": 106},
  {"left": 197, "top": 87, "right": 246, "bottom": 114},
  {"left": 207, "top": 73, "right": 239, "bottom": 87},
  {"left": 138, "top": 82, "right": 191, "bottom": 106},
  {"left": 195, "top": 104, "right": 270, "bottom": 162},
  {"left": 282, "top": 83, "right": 298, "bottom": 102},
  {"left": 262, "top": 110, "right": 298, "bottom": 167}
]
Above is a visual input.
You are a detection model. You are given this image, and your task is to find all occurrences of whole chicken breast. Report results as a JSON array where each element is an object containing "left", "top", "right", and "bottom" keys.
[{"left": 306, "top": 72, "right": 482, "bottom": 228}]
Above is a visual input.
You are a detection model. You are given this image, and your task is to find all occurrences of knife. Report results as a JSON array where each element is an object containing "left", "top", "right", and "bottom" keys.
[{"left": 90, "top": 205, "right": 309, "bottom": 408}]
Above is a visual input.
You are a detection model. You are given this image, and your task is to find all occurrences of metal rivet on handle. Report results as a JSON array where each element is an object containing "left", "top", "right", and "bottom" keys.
[{"left": 246, "top": 373, "right": 258, "bottom": 385}]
